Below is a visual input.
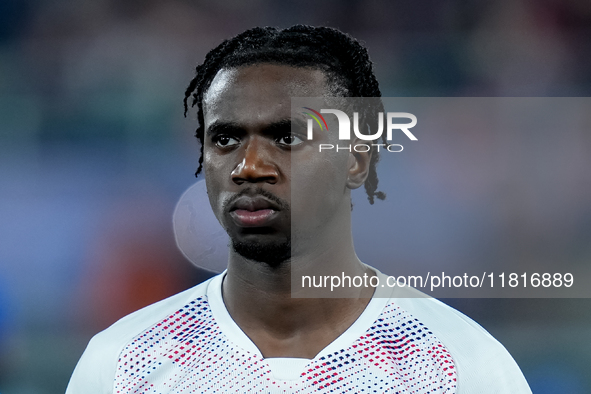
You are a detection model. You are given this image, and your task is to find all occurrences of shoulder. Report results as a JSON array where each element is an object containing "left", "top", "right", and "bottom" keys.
[
  {"left": 65, "top": 274, "right": 219, "bottom": 394},
  {"left": 387, "top": 287, "right": 531, "bottom": 393}
]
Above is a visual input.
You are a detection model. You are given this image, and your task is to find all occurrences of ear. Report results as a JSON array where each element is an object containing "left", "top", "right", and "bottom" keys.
[{"left": 346, "top": 138, "right": 372, "bottom": 189}]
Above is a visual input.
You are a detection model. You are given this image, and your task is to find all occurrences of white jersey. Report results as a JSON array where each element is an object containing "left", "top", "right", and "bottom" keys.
[{"left": 66, "top": 271, "right": 531, "bottom": 393}]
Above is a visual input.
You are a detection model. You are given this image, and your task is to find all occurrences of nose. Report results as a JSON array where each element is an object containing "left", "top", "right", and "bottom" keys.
[{"left": 231, "top": 137, "right": 279, "bottom": 185}]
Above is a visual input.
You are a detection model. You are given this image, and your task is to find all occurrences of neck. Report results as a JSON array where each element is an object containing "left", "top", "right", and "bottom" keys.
[{"left": 221, "top": 207, "right": 376, "bottom": 358}]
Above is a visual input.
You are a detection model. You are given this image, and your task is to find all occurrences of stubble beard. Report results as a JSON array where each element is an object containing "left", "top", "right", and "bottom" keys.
[
  {"left": 222, "top": 187, "right": 292, "bottom": 266},
  {"left": 230, "top": 237, "right": 291, "bottom": 266}
]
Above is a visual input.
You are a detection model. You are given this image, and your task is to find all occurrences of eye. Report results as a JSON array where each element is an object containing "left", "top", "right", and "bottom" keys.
[
  {"left": 277, "top": 134, "right": 304, "bottom": 146},
  {"left": 213, "top": 135, "right": 239, "bottom": 148}
]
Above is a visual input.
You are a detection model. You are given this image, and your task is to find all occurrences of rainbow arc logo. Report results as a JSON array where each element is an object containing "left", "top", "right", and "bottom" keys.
[{"left": 301, "top": 107, "right": 328, "bottom": 131}]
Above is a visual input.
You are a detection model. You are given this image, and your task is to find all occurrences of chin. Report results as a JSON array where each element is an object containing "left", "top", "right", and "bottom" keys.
[{"left": 231, "top": 238, "right": 291, "bottom": 266}]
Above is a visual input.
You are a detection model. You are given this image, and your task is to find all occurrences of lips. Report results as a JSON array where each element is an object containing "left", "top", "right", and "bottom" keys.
[
  {"left": 231, "top": 208, "right": 276, "bottom": 227},
  {"left": 228, "top": 196, "right": 281, "bottom": 227}
]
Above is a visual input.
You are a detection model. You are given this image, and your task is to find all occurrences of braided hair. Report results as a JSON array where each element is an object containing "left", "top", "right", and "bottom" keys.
[{"left": 183, "top": 25, "right": 386, "bottom": 204}]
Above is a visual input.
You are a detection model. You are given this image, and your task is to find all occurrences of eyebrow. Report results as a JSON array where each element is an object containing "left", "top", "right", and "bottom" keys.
[
  {"left": 262, "top": 119, "right": 291, "bottom": 135},
  {"left": 206, "top": 118, "right": 307, "bottom": 136},
  {"left": 205, "top": 121, "right": 243, "bottom": 136}
]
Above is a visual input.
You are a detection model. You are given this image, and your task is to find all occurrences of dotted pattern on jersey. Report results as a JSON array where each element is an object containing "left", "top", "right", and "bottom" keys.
[{"left": 114, "top": 297, "right": 456, "bottom": 393}]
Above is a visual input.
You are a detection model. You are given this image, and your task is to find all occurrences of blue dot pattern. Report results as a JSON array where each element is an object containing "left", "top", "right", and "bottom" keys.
[{"left": 114, "top": 297, "right": 457, "bottom": 393}]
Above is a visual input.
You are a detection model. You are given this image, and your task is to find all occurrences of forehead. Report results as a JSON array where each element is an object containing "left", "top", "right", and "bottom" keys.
[{"left": 203, "top": 64, "right": 329, "bottom": 125}]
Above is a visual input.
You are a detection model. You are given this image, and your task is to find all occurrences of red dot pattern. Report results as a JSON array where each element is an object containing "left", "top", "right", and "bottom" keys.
[{"left": 114, "top": 297, "right": 457, "bottom": 393}]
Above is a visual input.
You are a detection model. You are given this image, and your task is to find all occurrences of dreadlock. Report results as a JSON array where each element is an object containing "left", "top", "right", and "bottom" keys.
[{"left": 183, "top": 25, "right": 387, "bottom": 204}]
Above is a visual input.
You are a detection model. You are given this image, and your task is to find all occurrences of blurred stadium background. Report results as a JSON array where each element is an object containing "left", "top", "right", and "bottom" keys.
[{"left": 1, "top": 0, "right": 590, "bottom": 392}]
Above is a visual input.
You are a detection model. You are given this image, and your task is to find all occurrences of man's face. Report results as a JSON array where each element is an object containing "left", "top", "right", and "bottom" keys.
[{"left": 202, "top": 64, "right": 353, "bottom": 264}]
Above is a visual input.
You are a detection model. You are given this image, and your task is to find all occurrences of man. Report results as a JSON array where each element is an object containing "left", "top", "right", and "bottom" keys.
[{"left": 67, "top": 25, "right": 531, "bottom": 393}]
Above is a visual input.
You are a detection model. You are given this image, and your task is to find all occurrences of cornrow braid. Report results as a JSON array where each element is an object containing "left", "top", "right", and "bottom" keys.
[{"left": 183, "top": 25, "right": 387, "bottom": 204}]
